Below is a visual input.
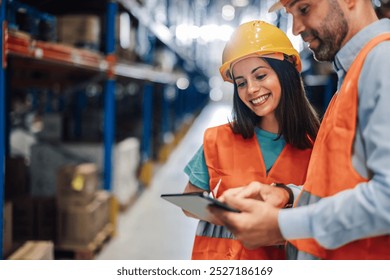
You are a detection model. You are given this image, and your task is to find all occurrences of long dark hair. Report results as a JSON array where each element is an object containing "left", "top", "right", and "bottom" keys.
[{"left": 229, "top": 57, "right": 320, "bottom": 149}]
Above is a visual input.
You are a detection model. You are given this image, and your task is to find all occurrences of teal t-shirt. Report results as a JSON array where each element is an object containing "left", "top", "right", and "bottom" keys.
[{"left": 184, "top": 128, "right": 286, "bottom": 191}]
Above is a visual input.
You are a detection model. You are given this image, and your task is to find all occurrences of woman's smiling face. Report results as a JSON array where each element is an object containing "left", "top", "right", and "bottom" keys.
[{"left": 232, "top": 56, "right": 281, "bottom": 120}]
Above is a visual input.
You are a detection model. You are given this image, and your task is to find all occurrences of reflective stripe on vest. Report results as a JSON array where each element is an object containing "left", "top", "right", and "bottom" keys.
[
  {"left": 196, "top": 220, "right": 234, "bottom": 239},
  {"left": 192, "top": 123, "right": 312, "bottom": 260},
  {"left": 289, "top": 33, "right": 390, "bottom": 260}
]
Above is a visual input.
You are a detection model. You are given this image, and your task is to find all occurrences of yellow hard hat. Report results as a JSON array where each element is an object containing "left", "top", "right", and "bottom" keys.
[{"left": 219, "top": 20, "right": 301, "bottom": 82}]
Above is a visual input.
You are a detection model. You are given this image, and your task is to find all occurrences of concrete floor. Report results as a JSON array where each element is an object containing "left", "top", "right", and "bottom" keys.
[{"left": 96, "top": 100, "right": 232, "bottom": 260}]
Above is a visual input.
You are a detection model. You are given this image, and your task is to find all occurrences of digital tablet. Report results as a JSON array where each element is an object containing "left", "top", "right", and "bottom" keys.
[{"left": 161, "top": 192, "right": 240, "bottom": 221}]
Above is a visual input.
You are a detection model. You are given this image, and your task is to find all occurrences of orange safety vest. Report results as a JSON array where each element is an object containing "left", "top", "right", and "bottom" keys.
[
  {"left": 288, "top": 33, "right": 390, "bottom": 260},
  {"left": 191, "top": 123, "right": 312, "bottom": 259}
]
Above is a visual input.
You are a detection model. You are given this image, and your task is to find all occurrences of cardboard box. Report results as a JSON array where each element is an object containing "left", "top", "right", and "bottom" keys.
[
  {"left": 8, "top": 241, "right": 54, "bottom": 260},
  {"left": 56, "top": 163, "right": 98, "bottom": 208},
  {"left": 57, "top": 195, "right": 105, "bottom": 247},
  {"left": 57, "top": 15, "right": 101, "bottom": 50},
  {"left": 60, "top": 138, "right": 140, "bottom": 205},
  {"left": 94, "top": 190, "right": 111, "bottom": 233}
]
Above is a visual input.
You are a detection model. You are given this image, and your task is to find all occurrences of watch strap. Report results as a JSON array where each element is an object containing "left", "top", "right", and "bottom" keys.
[{"left": 273, "top": 183, "right": 294, "bottom": 208}]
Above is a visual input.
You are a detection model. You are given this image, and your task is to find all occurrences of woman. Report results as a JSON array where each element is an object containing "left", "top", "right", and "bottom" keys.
[{"left": 183, "top": 20, "right": 319, "bottom": 260}]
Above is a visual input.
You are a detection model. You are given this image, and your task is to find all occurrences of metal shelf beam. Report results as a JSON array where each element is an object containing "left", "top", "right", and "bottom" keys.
[{"left": 7, "top": 31, "right": 185, "bottom": 84}]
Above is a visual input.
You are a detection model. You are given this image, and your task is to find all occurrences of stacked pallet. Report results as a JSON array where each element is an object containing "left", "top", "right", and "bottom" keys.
[{"left": 56, "top": 163, "right": 112, "bottom": 259}]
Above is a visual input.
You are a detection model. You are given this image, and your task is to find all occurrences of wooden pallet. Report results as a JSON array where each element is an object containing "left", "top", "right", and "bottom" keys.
[{"left": 55, "top": 223, "right": 114, "bottom": 259}]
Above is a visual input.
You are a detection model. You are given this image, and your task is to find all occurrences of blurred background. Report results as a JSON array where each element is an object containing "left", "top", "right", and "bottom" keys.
[{"left": 1, "top": 0, "right": 388, "bottom": 260}]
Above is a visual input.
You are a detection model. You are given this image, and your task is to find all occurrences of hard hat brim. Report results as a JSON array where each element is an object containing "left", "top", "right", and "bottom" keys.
[
  {"left": 219, "top": 52, "right": 286, "bottom": 83},
  {"left": 268, "top": 2, "right": 284, "bottom": 13}
]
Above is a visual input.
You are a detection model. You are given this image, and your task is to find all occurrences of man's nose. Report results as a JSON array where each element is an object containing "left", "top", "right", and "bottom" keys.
[{"left": 292, "top": 17, "right": 305, "bottom": 36}]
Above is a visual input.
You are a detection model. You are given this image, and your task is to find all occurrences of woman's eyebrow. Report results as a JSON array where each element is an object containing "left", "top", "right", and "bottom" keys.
[
  {"left": 234, "top": 66, "right": 266, "bottom": 81},
  {"left": 251, "top": 66, "right": 265, "bottom": 74}
]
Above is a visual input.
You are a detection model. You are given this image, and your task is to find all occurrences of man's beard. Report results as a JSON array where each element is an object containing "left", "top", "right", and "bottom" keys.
[{"left": 307, "top": 2, "right": 349, "bottom": 62}]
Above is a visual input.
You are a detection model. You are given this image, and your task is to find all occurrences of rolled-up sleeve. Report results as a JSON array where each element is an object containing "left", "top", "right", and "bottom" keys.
[{"left": 184, "top": 145, "right": 210, "bottom": 191}]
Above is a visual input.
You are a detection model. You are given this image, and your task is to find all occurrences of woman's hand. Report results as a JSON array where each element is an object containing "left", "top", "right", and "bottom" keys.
[
  {"left": 182, "top": 181, "right": 223, "bottom": 225},
  {"left": 219, "top": 181, "right": 290, "bottom": 208}
]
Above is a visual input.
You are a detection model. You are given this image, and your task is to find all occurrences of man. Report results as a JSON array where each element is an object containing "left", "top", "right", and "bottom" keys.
[{"left": 210, "top": 0, "right": 390, "bottom": 260}]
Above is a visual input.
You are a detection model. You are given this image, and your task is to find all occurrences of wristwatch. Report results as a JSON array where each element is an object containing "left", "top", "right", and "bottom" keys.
[{"left": 273, "top": 183, "right": 294, "bottom": 208}]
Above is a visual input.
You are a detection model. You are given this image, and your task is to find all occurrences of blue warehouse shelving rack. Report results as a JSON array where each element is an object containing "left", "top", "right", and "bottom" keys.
[{"left": 0, "top": 0, "right": 209, "bottom": 259}]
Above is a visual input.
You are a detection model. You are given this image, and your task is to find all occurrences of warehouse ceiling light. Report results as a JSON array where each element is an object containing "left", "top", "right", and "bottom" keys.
[
  {"left": 175, "top": 24, "right": 200, "bottom": 45},
  {"left": 176, "top": 24, "right": 233, "bottom": 44},
  {"left": 222, "top": 5, "right": 235, "bottom": 21},
  {"left": 176, "top": 77, "right": 190, "bottom": 90},
  {"left": 154, "top": 24, "right": 173, "bottom": 43},
  {"left": 231, "top": 0, "right": 249, "bottom": 7},
  {"left": 198, "top": 24, "right": 234, "bottom": 43}
]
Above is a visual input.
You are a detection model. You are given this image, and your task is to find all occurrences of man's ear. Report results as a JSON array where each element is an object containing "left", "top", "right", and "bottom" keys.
[{"left": 342, "top": 0, "right": 357, "bottom": 9}]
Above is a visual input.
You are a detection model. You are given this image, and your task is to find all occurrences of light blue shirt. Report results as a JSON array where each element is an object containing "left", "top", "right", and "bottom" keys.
[
  {"left": 279, "top": 19, "right": 390, "bottom": 250},
  {"left": 184, "top": 127, "right": 286, "bottom": 191}
]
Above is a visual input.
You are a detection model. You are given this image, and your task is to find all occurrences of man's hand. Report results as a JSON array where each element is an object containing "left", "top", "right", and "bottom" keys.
[{"left": 209, "top": 196, "right": 285, "bottom": 249}]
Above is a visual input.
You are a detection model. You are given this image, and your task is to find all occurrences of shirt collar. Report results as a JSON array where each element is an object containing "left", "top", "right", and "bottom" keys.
[{"left": 333, "top": 19, "right": 390, "bottom": 75}]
